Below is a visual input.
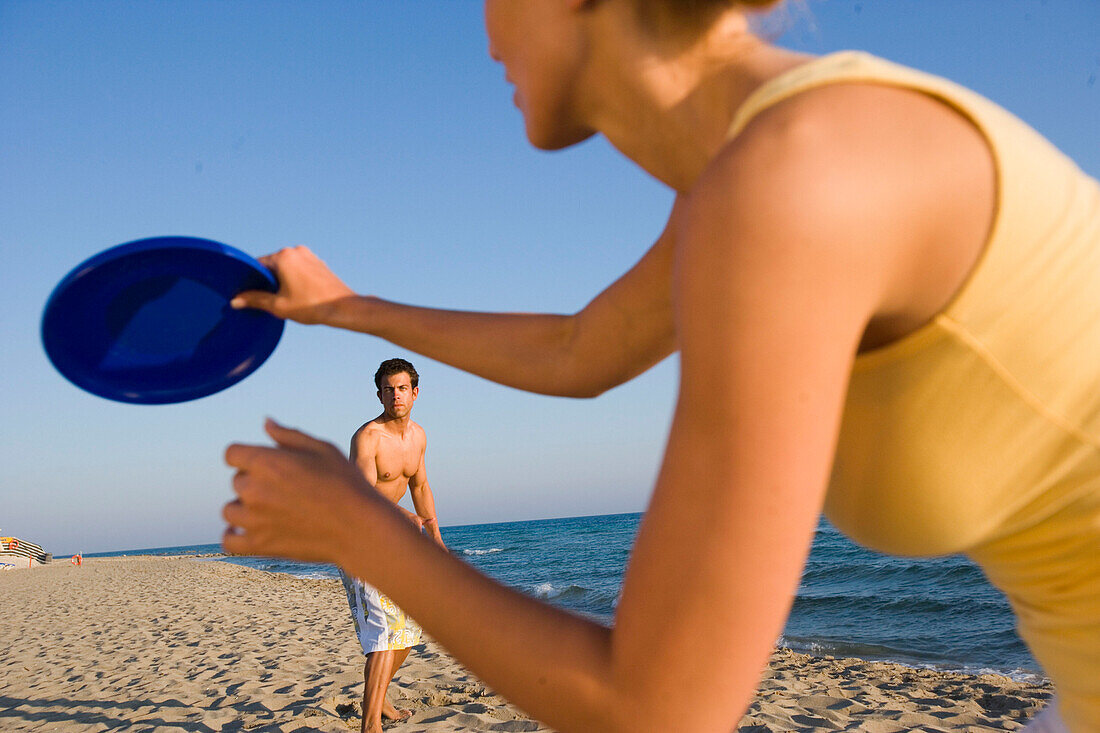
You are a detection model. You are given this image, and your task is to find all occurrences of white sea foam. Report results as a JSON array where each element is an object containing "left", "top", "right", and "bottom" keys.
[
  {"left": 776, "top": 635, "right": 1047, "bottom": 682},
  {"left": 462, "top": 548, "right": 504, "bottom": 556},
  {"left": 532, "top": 582, "right": 557, "bottom": 598}
]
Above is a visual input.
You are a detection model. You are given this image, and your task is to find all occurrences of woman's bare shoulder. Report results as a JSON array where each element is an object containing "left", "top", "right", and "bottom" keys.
[{"left": 687, "top": 78, "right": 994, "bottom": 334}]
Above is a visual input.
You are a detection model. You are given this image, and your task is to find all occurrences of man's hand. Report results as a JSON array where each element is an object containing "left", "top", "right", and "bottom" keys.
[
  {"left": 230, "top": 246, "right": 355, "bottom": 325},
  {"left": 421, "top": 516, "right": 447, "bottom": 551},
  {"left": 399, "top": 507, "right": 425, "bottom": 532}
]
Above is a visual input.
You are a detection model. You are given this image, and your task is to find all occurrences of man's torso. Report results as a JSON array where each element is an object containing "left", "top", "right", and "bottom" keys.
[{"left": 351, "top": 419, "right": 426, "bottom": 504}]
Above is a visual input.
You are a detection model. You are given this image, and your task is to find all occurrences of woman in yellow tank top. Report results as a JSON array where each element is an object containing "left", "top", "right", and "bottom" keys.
[{"left": 222, "top": 2, "right": 1097, "bottom": 730}]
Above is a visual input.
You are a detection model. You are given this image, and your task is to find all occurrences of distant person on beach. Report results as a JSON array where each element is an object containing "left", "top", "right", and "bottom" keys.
[
  {"left": 339, "top": 358, "right": 445, "bottom": 733},
  {"left": 223, "top": 1, "right": 1098, "bottom": 730}
]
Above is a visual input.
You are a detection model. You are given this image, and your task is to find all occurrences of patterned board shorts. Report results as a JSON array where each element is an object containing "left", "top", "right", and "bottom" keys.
[
  {"left": 1022, "top": 700, "right": 1069, "bottom": 733},
  {"left": 338, "top": 569, "right": 423, "bottom": 655}
]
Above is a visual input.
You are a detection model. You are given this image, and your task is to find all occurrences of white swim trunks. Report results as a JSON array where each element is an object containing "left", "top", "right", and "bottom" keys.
[
  {"left": 338, "top": 569, "right": 423, "bottom": 655},
  {"left": 1023, "top": 699, "right": 1068, "bottom": 733}
]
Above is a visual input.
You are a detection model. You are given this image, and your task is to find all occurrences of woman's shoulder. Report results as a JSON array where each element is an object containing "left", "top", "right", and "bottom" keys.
[
  {"left": 684, "top": 73, "right": 996, "bottom": 341},
  {"left": 714, "top": 76, "right": 991, "bottom": 231},
  {"left": 698, "top": 81, "right": 942, "bottom": 239},
  {"left": 730, "top": 70, "right": 980, "bottom": 167}
]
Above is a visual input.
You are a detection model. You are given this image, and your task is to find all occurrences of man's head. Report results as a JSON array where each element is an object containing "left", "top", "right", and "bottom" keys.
[{"left": 375, "top": 358, "right": 419, "bottom": 419}]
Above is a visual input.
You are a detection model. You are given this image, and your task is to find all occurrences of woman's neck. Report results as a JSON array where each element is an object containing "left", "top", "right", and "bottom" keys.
[{"left": 581, "top": 13, "right": 810, "bottom": 191}]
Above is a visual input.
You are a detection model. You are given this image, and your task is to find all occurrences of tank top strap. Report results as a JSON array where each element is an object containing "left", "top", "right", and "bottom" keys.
[{"left": 726, "top": 50, "right": 976, "bottom": 142}]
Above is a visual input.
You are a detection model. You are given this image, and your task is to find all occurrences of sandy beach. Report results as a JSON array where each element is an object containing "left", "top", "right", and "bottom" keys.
[{"left": 1, "top": 557, "right": 1053, "bottom": 732}]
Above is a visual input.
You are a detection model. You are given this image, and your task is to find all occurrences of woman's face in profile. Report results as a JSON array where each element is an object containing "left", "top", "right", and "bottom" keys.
[{"left": 484, "top": 0, "right": 596, "bottom": 150}]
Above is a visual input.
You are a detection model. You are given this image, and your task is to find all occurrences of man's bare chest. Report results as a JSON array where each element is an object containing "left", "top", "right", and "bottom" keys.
[{"left": 374, "top": 441, "right": 420, "bottom": 484}]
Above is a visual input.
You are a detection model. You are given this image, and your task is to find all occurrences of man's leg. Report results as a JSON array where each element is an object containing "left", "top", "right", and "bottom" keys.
[
  {"left": 361, "top": 649, "right": 395, "bottom": 733},
  {"left": 379, "top": 648, "right": 412, "bottom": 721},
  {"left": 389, "top": 647, "right": 411, "bottom": 680}
]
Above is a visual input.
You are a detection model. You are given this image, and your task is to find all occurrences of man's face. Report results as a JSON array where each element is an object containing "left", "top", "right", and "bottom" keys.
[{"left": 377, "top": 372, "right": 418, "bottom": 419}]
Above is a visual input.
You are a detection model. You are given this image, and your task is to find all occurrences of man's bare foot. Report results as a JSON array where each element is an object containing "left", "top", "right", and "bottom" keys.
[{"left": 382, "top": 698, "right": 411, "bottom": 721}]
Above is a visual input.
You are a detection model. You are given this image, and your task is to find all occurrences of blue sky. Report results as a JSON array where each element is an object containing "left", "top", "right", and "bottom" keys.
[{"left": 2, "top": 1, "right": 1097, "bottom": 554}]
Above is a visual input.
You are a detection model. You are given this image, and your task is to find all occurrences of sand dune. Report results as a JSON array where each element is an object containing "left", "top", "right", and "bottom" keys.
[{"left": 0, "top": 557, "right": 1052, "bottom": 731}]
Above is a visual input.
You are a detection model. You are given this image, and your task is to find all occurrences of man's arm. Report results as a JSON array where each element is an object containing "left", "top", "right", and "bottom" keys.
[
  {"left": 408, "top": 454, "right": 445, "bottom": 548},
  {"left": 350, "top": 428, "right": 379, "bottom": 486}
]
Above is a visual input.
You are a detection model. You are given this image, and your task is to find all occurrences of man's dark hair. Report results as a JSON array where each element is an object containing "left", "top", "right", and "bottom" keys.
[{"left": 375, "top": 358, "right": 419, "bottom": 390}]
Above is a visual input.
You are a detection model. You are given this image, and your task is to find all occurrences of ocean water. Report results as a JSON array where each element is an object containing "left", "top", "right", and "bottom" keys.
[{"left": 89, "top": 512, "right": 1040, "bottom": 679}]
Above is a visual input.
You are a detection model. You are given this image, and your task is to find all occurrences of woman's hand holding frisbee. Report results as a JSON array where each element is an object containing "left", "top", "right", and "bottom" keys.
[{"left": 231, "top": 246, "right": 355, "bottom": 325}]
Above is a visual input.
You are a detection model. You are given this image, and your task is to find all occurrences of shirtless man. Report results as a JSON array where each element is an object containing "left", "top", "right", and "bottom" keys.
[{"left": 339, "top": 358, "right": 445, "bottom": 733}]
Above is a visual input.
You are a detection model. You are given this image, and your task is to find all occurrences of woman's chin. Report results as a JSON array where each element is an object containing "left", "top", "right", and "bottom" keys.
[{"left": 525, "top": 121, "right": 596, "bottom": 151}]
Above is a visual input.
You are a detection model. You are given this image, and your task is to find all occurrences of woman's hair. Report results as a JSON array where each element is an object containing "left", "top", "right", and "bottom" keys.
[{"left": 632, "top": 0, "right": 782, "bottom": 41}]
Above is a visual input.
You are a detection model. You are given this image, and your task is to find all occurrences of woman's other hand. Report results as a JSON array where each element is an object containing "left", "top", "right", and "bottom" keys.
[{"left": 222, "top": 418, "right": 379, "bottom": 564}]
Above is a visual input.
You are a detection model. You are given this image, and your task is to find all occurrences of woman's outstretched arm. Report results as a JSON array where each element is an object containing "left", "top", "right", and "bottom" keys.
[{"left": 231, "top": 205, "right": 680, "bottom": 398}]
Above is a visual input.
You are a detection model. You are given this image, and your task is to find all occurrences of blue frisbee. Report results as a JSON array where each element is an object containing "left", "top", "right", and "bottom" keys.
[{"left": 42, "top": 236, "right": 284, "bottom": 404}]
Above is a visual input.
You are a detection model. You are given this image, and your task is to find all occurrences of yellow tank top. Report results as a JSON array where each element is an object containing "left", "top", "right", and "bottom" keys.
[{"left": 727, "top": 52, "right": 1100, "bottom": 731}]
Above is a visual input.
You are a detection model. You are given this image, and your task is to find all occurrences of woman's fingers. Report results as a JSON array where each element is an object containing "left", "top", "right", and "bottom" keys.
[
  {"left": 221, "top": 499, "right": 254, "bottom": 556},
  {"left": 221, "top": 500, "right": 279, "bottom": 555},
  {"left": 224, "top": 442, "right": 281, "bottom": 471},
  {"left": 256, "top": 246, "right": 302, "bottom": 274},
  {"left": 222, "top": 498, "right": 248, "bottom": 526},
  {"left": 263, "top": 418, "right": 330, "bottom": 452},
  {"left": 223, "top": 418, "right": 365, "bottom": 564},
  {"left": 231, "top": 248, "right": 295, "bottom": 312},
  {"left": 222, "top": 525, "right": 250, "bottom": 556},
  {"left": 230, "top": 289, "right": 279, "bottom": 313},
  {"left": 226, "top": 421, "right": 342, "bottom": 487},
  {"left": 232, "top": 246, "right": 354, "bottom": 325},
  {"left": 231, "top": 471, "right": 261, "bottom": 502}
]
